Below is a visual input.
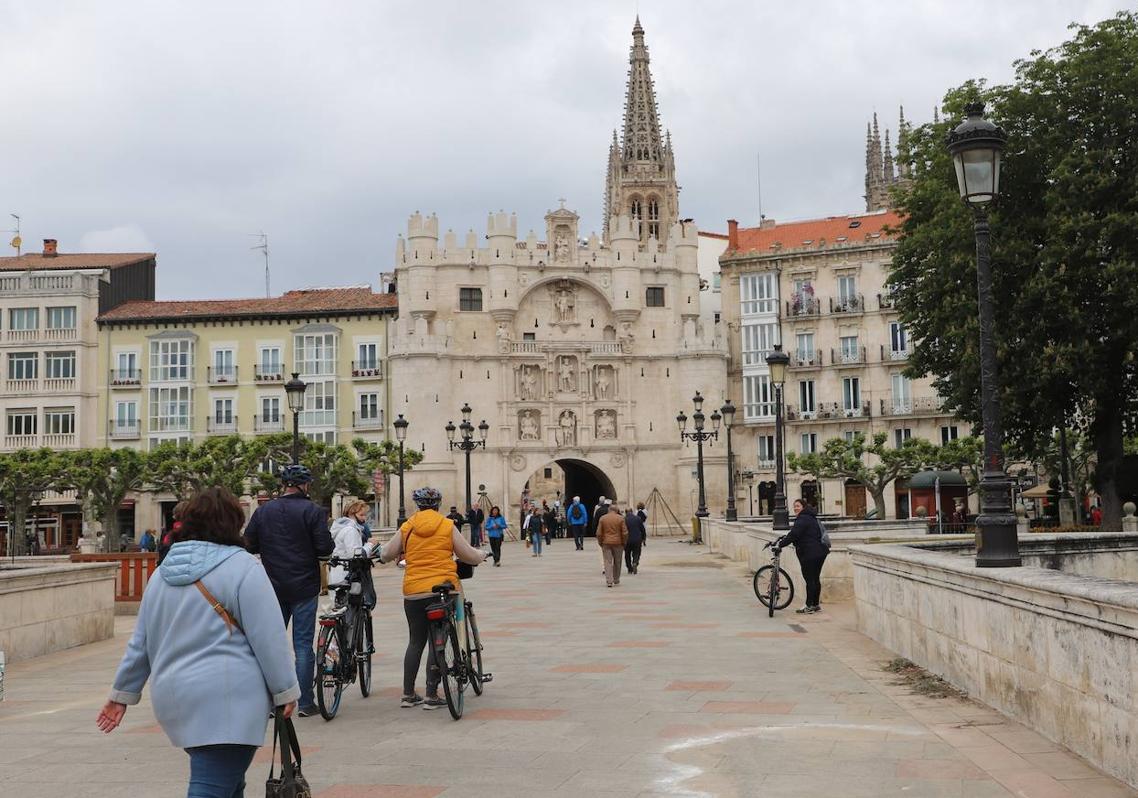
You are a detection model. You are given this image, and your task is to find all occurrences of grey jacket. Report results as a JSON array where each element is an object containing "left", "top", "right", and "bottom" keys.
[{"left": 109, "top": 541, "right": 301, "bottom": 748}]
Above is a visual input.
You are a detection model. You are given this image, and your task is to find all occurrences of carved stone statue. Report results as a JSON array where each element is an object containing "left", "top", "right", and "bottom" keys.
[
  {"left": 554, "top": 232, "right": 570, "bottom": 263},
  {"left": 520, "top": 366, "right": 540, "bottom": 400},
  {"left": 554, "top": 287, "right": 575, "bottom": 322},
  {"left": 519, "top": 410, "right": 540, "bottom": 441},
  {"left": 594, "top": 366, "right": 613, "bottom": 400},
  {"left": 558, "top": 410, "right": 577, "bottom": 447},
  {"left": 558, "top": 356, "right": 576, "bottom": 393},
  {"left": 596, "top": 410, "right": 617, "bottom": 439},
  {"left": 496, "top": 321, "right": 511, "bottom": 353}
]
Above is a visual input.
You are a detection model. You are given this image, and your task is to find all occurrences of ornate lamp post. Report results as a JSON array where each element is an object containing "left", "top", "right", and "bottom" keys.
[
  {"left": 446, "top": 403, "right": 488, "bottom": 515},
  {"left": 946, "top": 101, "right": 1020, "bottom": 567},
  {"left": 284, "top": 372, "right": 308, "bottom": 463},
  {"left": 393, "top": 414, "right": 409, "bottom": 527},
  {"left": 766, "top": 345, "right": 790, "bottom": 530},
  {"left": 721, "top": 399, "right": 738, "bottom": 521},
  {"left": 677, "top": 391, "right": 721, "bottom": 523}
]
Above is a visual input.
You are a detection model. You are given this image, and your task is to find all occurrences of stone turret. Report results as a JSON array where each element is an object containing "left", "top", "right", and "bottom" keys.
[{"left": 487, "top": 211, "right": 519, "bottom": 316}]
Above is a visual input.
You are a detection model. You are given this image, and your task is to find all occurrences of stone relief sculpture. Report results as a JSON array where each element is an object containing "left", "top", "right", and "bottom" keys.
[
  {"left": 594, "top": 366, "right": 614, "bottom": 399},
  {"left": 558, "top": 410, "right": 577, "bottom": 447},
  {"left": 596, "top": 410, "right": 617, "bottom": 439},
  {"left": 496, "top": 321, "right": 511, "bottom": 353},
  {"left": 519, "top": 365, "right": 541, "bottom": 400},
  {"left": 554, "top": 286, "right": 575, "bottom": 322},
  {"left": 518, "top": 410, "right": 541, "bottom": 441},
  {"left": 558, "top": 356, "right": 577, "bottom": 393},
  {"left": 554, "top": 231, "right": 571, "bottom": 263}
]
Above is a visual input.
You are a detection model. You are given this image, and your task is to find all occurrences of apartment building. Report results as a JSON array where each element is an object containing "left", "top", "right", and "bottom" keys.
[
  {"left": 95, "top": 286, "right": 397, "bottom": 534},
  {"left": 719, "top": 211, "right": 962, "bottom": 519},
  {"left": 0, "top": 240, "right": 156, "bottom": 550}
]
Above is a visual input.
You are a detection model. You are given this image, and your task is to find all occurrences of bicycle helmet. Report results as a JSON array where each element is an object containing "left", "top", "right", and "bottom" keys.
[
  {"left": 411, "top": 486, "right": 443, "bottom": 510},
  {"left": 280, "top": 463, "right": 313, "bottom": 486}
]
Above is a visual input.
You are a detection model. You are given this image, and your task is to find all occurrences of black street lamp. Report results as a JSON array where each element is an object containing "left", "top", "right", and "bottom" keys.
[
  {"left": 766, "top": 345, "right": 790, "bottom": 530},
  {"left": 284, "top": 372, "right": 308, "bottom": 464},
  {"left": 446, "top": 403, "right": 488, "bottom": 515},
  {"left": 393, "top": 413, "right": 409, "bottom": 527},
  {"left": 721, "top": 400, "right": 738, "bottom": 521},
  {"left": 946, "top": 101, "right": 1020, "bottom": 567},
  {"left": 678, "top": 391, "right": 721, "bottom": 523}
]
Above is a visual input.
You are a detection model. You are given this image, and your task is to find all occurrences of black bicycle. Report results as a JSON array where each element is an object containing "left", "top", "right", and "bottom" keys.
[
  {"left": 315, "top": 550, "right": 378, "bottom": 720},
  {"left": 753, "top": 541, "right": 794, "bottom": 617},
  {"left": 425, "top": 582, "right": 491, "bottom": 720}
]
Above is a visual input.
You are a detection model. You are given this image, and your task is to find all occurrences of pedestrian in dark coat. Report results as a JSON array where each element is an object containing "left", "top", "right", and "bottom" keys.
[
  {"left": 542, "top": 502, "right": 556, "bottom": 545},
  {"left": 774, "top": 499, "right": 830, "bottom": 614},
  {"left": 623, "top": 509, "right": 647, "bottom": 574}
]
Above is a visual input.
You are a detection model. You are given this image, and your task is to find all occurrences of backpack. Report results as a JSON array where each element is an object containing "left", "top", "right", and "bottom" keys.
[{"left": 818, "top": 518, "right": 831, "bottom": 549}]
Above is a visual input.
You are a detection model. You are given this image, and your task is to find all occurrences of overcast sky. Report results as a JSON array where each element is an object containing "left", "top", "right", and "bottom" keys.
[{"left": 1, "top": 1, "right": 1130, "bottom": 300}]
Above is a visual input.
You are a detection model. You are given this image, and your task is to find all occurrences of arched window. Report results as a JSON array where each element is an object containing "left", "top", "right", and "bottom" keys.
[
  {"left": 647, "top": 197, "right": 660, "bottom": 239},
  {"left": 629, "top": 197, "right": 643, "bottom": 238}
]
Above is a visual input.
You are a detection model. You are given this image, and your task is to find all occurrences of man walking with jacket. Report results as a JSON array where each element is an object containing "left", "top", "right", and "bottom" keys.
[
  {"left": 566, "top": 496, "right": 588, "bottom": 550},
  {"left": 596, "top": 503, "right": 628, "bottom": 587},
  {"left": 624, "top": 508, "right": 647, "bottom": 574},
  {"left": 243, "top": 464, "right": 333, "bottom": 716}
]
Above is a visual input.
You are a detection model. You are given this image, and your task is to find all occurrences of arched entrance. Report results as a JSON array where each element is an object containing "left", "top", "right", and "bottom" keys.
[{"left": 523, "top": 458, "right": 616, "bottom": 537}]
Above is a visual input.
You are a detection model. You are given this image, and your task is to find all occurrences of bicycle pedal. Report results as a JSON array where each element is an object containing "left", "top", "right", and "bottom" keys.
[{"left": 480, "top": 673, "right": 493, "bottom": 683}]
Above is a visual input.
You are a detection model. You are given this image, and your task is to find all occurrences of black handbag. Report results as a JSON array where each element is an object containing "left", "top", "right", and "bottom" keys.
[{"left": 265, "top": 716, "right": 311, "bottom": 798}]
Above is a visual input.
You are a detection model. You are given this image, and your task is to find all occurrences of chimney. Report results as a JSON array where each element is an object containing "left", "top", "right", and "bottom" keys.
[
  {"left": 42, "top": 239, "right": 58, "bottom": 257},
  {"left": 727, "top": 219, "right": 739, "bottom": 251},
  {"left": 761, "top": 218, "right": 777, "bottom": 229}
]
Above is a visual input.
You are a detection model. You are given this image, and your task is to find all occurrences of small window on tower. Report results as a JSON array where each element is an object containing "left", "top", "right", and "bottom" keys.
[
  {"left": 459, "top": 287, "right": 483, "bottom": 312},
  {"left": 645, "top": 286, "right": 665, "bottom": 307},
  {"left": 544, "top": 468, "right": 553, "bottom": 479}
]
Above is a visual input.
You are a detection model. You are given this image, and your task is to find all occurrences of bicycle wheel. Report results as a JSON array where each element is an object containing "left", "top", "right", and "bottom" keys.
[
  {"left": 465, "top": 603, "right": 484, "bottom": 696},
  {"left": 436, "top": 623, "right": 465, "bottom": 720},
  {"left": 356, "top": 612, "right": 373, "bottom": 698},
  {"left": 315, "top": 625, "right": 344, "bottom": 720},
  {"left": 753, "top": 566, "right": 795, "bottom": 612}
]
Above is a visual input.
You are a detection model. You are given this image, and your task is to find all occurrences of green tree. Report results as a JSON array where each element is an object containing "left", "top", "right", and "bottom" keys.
[
  {"left": 788, "top": 433, "right": 934, "bottom": 519},
  {"left": 146, "top": 437, "right": 270, "bottom": 499},
  {"left": 65, "top": 448, "right": 150, "bottom": 553},
  {"left": 0, "top": 449, "right": 71, "bottom": 555},
  {"left": 929, "top": 436, "right": 985, "bottom": 491},
  {"left": 890, "top": 12, "right": 1138, "bottom": 528}
]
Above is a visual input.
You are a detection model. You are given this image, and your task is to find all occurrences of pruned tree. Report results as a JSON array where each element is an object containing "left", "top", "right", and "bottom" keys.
[
  {"left": 0, "top": 448, "right": 71, "bottom": 555},
  {"left": 65, "top": 448, "right": 149, "bottom": 553}
]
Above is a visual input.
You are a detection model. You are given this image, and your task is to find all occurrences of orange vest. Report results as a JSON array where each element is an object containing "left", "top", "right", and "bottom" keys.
[{"left": 400, "top": 509, "right": 459, "bottom": 596}]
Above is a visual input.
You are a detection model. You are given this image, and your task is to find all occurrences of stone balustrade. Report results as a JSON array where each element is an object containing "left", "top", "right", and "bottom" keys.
[{"left": 0, "top": 561, "right": 116, "bottom": 662}]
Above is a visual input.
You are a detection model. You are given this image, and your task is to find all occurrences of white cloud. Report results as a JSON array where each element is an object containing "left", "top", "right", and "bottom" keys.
[{"left": 78, "top": 224, "right": 156, "bottom": 253}]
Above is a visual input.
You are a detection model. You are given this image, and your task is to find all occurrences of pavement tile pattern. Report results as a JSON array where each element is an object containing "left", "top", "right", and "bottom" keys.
[{"left": 1, "top": 537, "right": 1135, "bottom": 797}]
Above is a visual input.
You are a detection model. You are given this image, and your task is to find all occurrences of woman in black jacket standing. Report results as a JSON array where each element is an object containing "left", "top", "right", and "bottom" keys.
[{"left": 775, "top": 499, "right": 830, "bottom": 614}]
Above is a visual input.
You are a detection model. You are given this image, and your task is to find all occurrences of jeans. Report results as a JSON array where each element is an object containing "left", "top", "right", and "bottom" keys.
[
  {"left": 403, "top": 597, "right": 441, "bottom": 696},
  {"left": 489, "top": 536, "right": 502, "bottom": 563},
  {"left": 470, "top": 524, "right": 482, "bottom": 546},
  {"left": 570, "top": 524, "right": 585, "bottom": 549},
  {"left": 279, "top": 596, "right": 318, "bottom": 710},
  {"left": 800, "top": 552, "right": 828, "bottom": 607},
  {"left": 624, "top": 542, "right": 642, "bottom": 572},
  {"left": 186, "top": 744, "right": 257, "bottom": 798},
  {"left": 531, "top": 532, "right": 544, "bottom": 555}
]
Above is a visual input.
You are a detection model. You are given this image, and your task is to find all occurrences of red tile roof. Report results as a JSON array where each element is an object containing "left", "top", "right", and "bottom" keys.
[
  {"left": 727, "top": 210, "right": 903, "bottom": 256},
  {"left": 98, "top": 286, "right": 398, "bottom": 323},
  {"left": 0, "top": 252, "right": 155, "bottom": 272}
]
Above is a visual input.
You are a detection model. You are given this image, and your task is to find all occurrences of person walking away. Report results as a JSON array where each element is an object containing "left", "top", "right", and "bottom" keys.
[
  {"left": 624, "top": 508, "right": 647, "bottom": 574},
  {"left": 156, "top": 500, "right": 189, "bottom": 565},
  {"left": 243, "top": 464, "right": 333, "bottom": 717},
  {"left": 590, "top": 495, "right": 607, "bottom": 538},
  {"left": 484, "top": 506, "right": 508, "bottom": 566},
  {"left": 596, "top": 504, "right": 628, "bottom": 587},
  {"left": 139, "top": 528, "right": 156, "bottom": 553},
  {"left": 527, "top": 510, "right": 544, "bottom": 556},
  {"left": 468, "top": 505, "right": 484, "bottom": 547},
  {"left": 542, "top": 501, "right": 556, "bottom": 545},
  {"left": 637, "top": 501, "right": 648, "bottom": 526},
  {"left": 329, "top": 500, "right": 376, "bottom": 611},
  {"left": 567, "top": 496, "right": 588, "bottom": 550},
  {"left": 774, "top": 499, "right": 830, "bottom": 614},
  {"left": 98, "top": 487, "right": 300, "bottom": 797},
  {"left": 378, "top": 487, "right": 487, "bottom": 709}
]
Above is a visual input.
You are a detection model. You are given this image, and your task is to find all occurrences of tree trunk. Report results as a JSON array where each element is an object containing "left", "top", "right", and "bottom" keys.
[
  {"left": 869, "top": 487, "right": 888, "bottom": 520},
  {"left": 1092, "top": 402, "right": 1124, "bottom": 530},
  {"left": 8, "top": 504, "right": 29, "bottom": 556},
  {"left": 102, "top": 508, "right": 119, "bottom": 553}
]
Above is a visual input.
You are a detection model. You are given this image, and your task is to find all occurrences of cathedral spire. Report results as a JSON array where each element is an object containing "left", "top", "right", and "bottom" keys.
[
  {"left": 621, "top": 16, "right": 664, "bottom": 164},
  {"left": 883, "top": 128, "right": 894, "bottom": 182}
]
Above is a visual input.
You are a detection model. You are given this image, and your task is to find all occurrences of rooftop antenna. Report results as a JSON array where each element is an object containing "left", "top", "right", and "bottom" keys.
[
  {"left": 247, "top": 232, "right": 270, "bottom": 297},
  {"left": 756, "top": 152, "right": 764, "bottom": 222},
  {"left": 6, "top": 214, "right": 21, "bottom": 256}
]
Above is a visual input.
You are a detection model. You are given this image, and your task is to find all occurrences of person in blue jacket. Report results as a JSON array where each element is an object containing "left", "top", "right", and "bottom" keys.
[
  {"left": 98, "top": 487, "right": 300, "bottom": 797},
  {"left": 484, "top": 505, "right": 509, "bottom": 566},
  {"left": 566, "top": 496, "right": 589, "bottom": 550}
]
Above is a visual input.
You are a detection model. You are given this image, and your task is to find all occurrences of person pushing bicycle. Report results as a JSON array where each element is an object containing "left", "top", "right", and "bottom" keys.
[{"left": 377, "top": 486, "right": 487, "bottom": 710}]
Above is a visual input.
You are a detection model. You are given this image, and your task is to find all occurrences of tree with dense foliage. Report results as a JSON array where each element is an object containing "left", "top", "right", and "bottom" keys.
[
  {"left": 788, "top": 433, "right": 935, "bottom": 519},
  {"left": 890, "top": 12, "right": 1138, "bottom": 529},
  {"left": 0, "top": 449, "right": 71, "bottom": 555},
  {"left": 146, "top": 437, "right": 271, "bottom": 500},
  {"left": 66, "top": 448, "right": 150, "bottom": 553}
]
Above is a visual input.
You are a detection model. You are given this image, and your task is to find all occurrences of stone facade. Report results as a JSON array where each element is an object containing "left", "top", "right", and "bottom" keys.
[{"left": 388, "top": 20, "right": 727, "bottom": 522}]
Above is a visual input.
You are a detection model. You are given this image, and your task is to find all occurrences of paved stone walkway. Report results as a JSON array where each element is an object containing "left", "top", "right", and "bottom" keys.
[{"left": 1, "top": 538, "right": 1135, "bottom": 797}]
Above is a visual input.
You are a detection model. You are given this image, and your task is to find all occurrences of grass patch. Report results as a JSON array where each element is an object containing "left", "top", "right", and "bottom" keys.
[{"left": 883, "top": 658, "right": 966, "bottom": 699}]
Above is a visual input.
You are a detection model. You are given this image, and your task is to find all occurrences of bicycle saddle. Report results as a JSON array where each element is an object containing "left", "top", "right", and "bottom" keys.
[{"left": 431, "top": 582, "right": 456, "bottom": 594}]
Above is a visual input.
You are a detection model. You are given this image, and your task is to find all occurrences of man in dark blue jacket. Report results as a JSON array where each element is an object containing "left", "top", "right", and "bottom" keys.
[
  {"left": 567, "top": 496, "right": 588, "bottom": 550},
  {"left": 244, "top": 464, "right": 333, "bottom": 716},
  {"left": 624, "top": 508, "right": 647, "bottom": 574}
]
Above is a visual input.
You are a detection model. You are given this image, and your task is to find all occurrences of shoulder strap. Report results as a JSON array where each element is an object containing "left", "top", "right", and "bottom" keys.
[
  {"left": 277, "top": 716, "right": 303, "bottom": 779},
  {"left": 194, "top": 580, "right": 243, "bottom": 635}
]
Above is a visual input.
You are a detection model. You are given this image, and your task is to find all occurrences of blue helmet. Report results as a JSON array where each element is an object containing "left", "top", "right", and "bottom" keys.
[
  {"left": 280, "top": 464, "right": 313, "bottom": 487},
  {"left": 411, "top": 486, "right": 442, "bottom": 510}
]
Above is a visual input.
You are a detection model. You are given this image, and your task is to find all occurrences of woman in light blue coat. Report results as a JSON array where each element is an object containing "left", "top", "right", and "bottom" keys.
[{"left": 97, "top": 487, "right": 300, "bottom": 798}]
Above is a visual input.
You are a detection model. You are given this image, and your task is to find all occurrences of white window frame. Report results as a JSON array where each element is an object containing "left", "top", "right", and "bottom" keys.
[
  {"left": 356, "top": 342, "right": 379, "bottom": 370},
  {"left": 115, "top": 351, "right": 139, "bottom": 380},
  {"left": 889, "top": 322, "right": 909, "bottom": 356},
  {"left": 741, "top": 321, "right": 778, "bottom": 366},
  {"left": 757, "top": 434, "right": 776, "bottom": 465},
  {"left": 798, "top": 380, "right": 816, "bottom": 414},
  {"left": 941, "top": 425, "right": 959, "bottom": 444},
  {"left": 46, "top": 306, "right": 77, "bottom": 329},
  {"left": 114, "top": 400, "right": 139, "bottom": 427},
  {"left": 358, "top": 392, "right": 381, "bottom": 420},
  {"left": 212, "top": 348, "right": 236, "bottom": 380},
  {"left": 743, "top": 374, "right": 774, "bottom": 420},
  {"left": 842, "top": 377, "right": 861, "bottom": 411},
  {"left": 44, "top": 407, "right": 75, "bottom": 435},
  {"left": 8, "top": 352, "right": 38, "bottom": 380},
  {"left": 840, "top": 335, "right": 859, "bottom": 359},
  {"left": 294, "top": 333, "right": 337, "bottom": 377},
  {"left": 261, "top": 396, "right": 281, "bottom": 423},
  {"left": 300, "top": 378, "right": 336, "bottom": 426},
  {"left": 150, "top": 339, "right": 194, "bottom": 382},
  {"left": 45, "top": 351, "right": 76, "bottom": 379},
  {"left": 9, "top": 307, "right": 39, "bottom": 330},
  {"left": 740, "top": 273, "right": 777, "bottom": 315},
  {"left": 800, "top": 432, "right": 817, "bottom": 454},
  {"left": 7, "top": 409, "right": 37, "bottom": 436},
  {"left": 149, "top": 386, "right": 193, "bottom": 432},
  {"left": 893, "top": 427, "right": 912, "bottom": 448},
  {"left": 795, "top": 331, "right": 815, "bottom": 360},
  {"left": 891, "top": 373, "right": 912, "bottom": 413}
]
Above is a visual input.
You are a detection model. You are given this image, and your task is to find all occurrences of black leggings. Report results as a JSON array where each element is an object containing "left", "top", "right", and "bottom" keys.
[
  {"left": 800, "top": 553, "right": 828, "bottom": 607},
  {"left": 489, "top": 537, "right": 502, "bottom": 563},
  {"left": 403, "top": 597, "right": 441, "bottom": 696}
]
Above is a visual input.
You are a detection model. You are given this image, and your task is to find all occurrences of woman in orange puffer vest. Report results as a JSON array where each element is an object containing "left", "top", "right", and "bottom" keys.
[{"left": 378, "top": 487, "right": 487, "bottom": 710}]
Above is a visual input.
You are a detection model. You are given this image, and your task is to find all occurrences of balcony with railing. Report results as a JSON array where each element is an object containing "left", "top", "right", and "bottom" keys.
[
  {"left": 207, "top": 416, "right": 239, "bottom": 435},
  {"left": 6, "top": 328, "right": 39, "bottom": 342},
  {"left": 879, "top": 396, "right": 946, "bottom": 416},
  {"left": 785, "top": 296, "right": 821, "bottom": 318},
  {"left": 352, "top": 412, "right": 383, "bottom": 430},
  {"left": 830, "top": 346, "right": 867, "bottom": 366},
  {"left": 507, "top": 340, "right": 629, "bottom": 355},
  {"left": 817, "top": 401, "right": 872, "bottom": 419},
  {"left": 254, "top": 364, "right": 285, "bottom": 383},
  {"left": 110, "top": 369, "right": 142, "bottom": 387},
  {"left": 108, "top": 420, "right": 141, "bottom": 440},
  {"left": 44, "top": 377, "right": 76, "bottom": 392},
  {"left": 351, "top": 360, "right": 384, "bottom": 380},
  {"left": 44, "top": 327, "right": 78, "bottom": 341},
  {"left": 6, "top": 378, "right": 39, "bottom": 394},
  {"left": 784, "top": 404, "right": 819, "bottom": 422},
  {"left": 878, "top": 292, "right": 898, "bottom": 310},
  {"left": 3, "top": 434, "right": 38, "bottom": 449},
  {"left": 829, "top": 294, "right": 864, "bottom": 314},
  {"left": 207, "top": 366, "right": 239, "bottom": 385},
  {"left": 150, "top": 417, "right": 193, "bottom": 433},
  {"left": 757, "top": 458, "right": 776, "bottom": 471},
  {"left": 881, "top": 344, "right": 910, "bottom": 362},
  {"left": 44, "top": 432, "right": 76, "bottom": 448},
  {"left": 253, "top": 415, "right": 284, "bottom": 433},
  {"left": 788, "top": 349, "right": 823, "bottom": 369}
]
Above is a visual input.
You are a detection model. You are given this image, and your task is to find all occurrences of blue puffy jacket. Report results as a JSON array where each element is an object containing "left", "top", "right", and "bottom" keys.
[{"left": 243, "top": 493, "right": 333, "bottom": 602}]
